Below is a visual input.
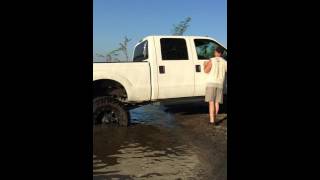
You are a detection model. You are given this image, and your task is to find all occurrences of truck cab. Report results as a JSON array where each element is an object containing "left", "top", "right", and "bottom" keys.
[{"left": 132, "top": 35, "right": 227, "bottom": 100}]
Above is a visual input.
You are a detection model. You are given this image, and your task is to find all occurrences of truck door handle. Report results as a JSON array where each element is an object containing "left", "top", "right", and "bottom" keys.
[
  {"left": 195, "top": 65, "right": 201, "bottom": 72},
  {"left": 159, "top": 66, "right": 165, "bottom": 74}
]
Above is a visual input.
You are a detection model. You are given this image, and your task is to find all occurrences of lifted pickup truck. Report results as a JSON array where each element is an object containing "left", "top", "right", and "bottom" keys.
[{"left": 93, "top": 35, "right": 227, "bottom": 126}]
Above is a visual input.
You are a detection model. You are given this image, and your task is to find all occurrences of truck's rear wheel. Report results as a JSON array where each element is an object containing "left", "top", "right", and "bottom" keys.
[{"left": 93, "top": 96, "right": 130, "bottom": 127}]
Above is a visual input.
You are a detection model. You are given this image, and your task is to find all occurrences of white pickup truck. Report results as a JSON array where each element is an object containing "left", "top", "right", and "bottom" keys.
[{"left": 93, "top": 35, "right": 227, "bottom": 126}]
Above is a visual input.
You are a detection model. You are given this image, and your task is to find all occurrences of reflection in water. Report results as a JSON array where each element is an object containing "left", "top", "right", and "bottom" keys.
[
  {"left": 130, "top": 104, "right": 177, "bottom": 128},
  {"left": 94, "top": 142, "right": 199, "bottom": 179},
  {"left": 93, "top": 104, "right": 203, "bottom": 179}
]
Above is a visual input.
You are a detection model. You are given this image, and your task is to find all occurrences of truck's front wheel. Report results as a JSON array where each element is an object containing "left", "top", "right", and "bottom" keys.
[{"left": 93, "top": 96, "right": 130, "bottom": 127}]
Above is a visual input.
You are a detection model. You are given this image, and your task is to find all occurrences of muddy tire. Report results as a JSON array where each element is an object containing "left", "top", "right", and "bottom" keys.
[{"left": 93, "top": 96, "right": 130, "bottom": 127}]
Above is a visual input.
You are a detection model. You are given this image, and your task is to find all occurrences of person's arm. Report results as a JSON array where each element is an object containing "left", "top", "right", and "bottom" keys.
[
  {"left": 203, "top": 61, "right": 208, "bottom": 68},
  {"left": 203, "top": 60, "right": 212, "bottom": 73},
  {"left": 225, "top": 61, "right": 227, "bottom": 72}
]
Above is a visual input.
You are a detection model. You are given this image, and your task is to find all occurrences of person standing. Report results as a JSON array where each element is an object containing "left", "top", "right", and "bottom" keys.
[{"left": 203, "top": 47, "right": 227, "bottom": 125}]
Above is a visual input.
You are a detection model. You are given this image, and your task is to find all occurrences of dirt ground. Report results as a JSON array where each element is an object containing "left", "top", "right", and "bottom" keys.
[{"left": 93, "top": 100, "right": 227, "bottom": 180}]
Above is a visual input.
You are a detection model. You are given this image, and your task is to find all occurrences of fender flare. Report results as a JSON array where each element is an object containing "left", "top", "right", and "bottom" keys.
[{"left": 93, "top": 74, "right": 133, "bottom": 100}]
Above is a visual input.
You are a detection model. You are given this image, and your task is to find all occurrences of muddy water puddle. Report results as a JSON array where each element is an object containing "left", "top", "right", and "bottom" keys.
[{"left": 93, "top": 102, "right": 226, "bottom": 180}]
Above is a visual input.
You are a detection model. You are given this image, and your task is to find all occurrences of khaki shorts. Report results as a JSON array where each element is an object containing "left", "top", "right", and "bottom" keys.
[{"left": 205, "top": 86, "right": 223, "bottom": 103}]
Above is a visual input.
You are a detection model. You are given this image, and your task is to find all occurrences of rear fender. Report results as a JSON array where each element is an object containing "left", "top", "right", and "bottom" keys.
[{"left": 93, "top": 74, "right": 133, "bottom": 100}]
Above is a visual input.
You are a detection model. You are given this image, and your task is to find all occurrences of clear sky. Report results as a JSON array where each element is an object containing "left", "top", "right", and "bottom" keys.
[{"left": 93, "top": 0, "right": 227, "bottom": 61}]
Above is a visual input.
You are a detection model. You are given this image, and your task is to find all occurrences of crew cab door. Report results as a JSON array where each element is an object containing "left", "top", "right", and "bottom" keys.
[
  {"left": 154, "top": 37, "right": 195, "bottom": 99},
  {"left": 190, "top": 38, "right": 227, "bottom": 96}
]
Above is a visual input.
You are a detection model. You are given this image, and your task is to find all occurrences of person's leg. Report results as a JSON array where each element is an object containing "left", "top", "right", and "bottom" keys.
[
  {"left": 215, "top": 87, "right": 223, "bottom": 116},
  {"left": 210, "top": 87, "right": 218, "bottom": 124},
  {"left": 213, "top": 100, "right": 217, "bottom": 123},
  {"left": 215, "top": 102, "right": 219, "bottom": 116},
  {"left": 209, "top": 100, "right": 214, "bottom": 123},
  {"left": 206, "top": 86, "right": 215, "bottom": 123}
]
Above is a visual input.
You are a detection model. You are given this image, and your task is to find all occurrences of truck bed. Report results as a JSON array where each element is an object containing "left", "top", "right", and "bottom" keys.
[{"left": 93, "top": 62, "right": 151, "bottom": 102}]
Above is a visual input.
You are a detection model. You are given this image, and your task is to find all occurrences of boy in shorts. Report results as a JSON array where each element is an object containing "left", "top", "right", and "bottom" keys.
[{"left": 203, "top": 47, "right": 227, "bottom": 125}]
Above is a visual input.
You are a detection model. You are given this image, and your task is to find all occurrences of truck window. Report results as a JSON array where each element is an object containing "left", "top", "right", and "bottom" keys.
[
  {"left": 133, "top": 40, "right": 148, "bottom": 62},
  {"left": 160, "top": 38, "right": 189, "bottom": 60},
  {"left": 194, "top": 39, "right": 227, "bottom": 60}
]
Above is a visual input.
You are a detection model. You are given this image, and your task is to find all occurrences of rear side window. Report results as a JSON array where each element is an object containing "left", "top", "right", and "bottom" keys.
[
  {"left": 194, "top": 39, "right": 227, "bottom": 60},
  {"left": 133, "top": 40, "right": 148, "bottom": 62},
  {"left": 160, "top": 38, "right": 189, "bottom": 60}
]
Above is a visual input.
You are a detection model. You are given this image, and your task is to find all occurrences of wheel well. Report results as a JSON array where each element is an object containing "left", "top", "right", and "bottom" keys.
[{"left": 93, "top": 79, "right": 127, "bottom": 100}]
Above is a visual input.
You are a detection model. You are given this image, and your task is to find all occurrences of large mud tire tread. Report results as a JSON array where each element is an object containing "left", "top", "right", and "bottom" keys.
[{"left": 93, "top": 96, "right": 130, "bottom": 127}]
